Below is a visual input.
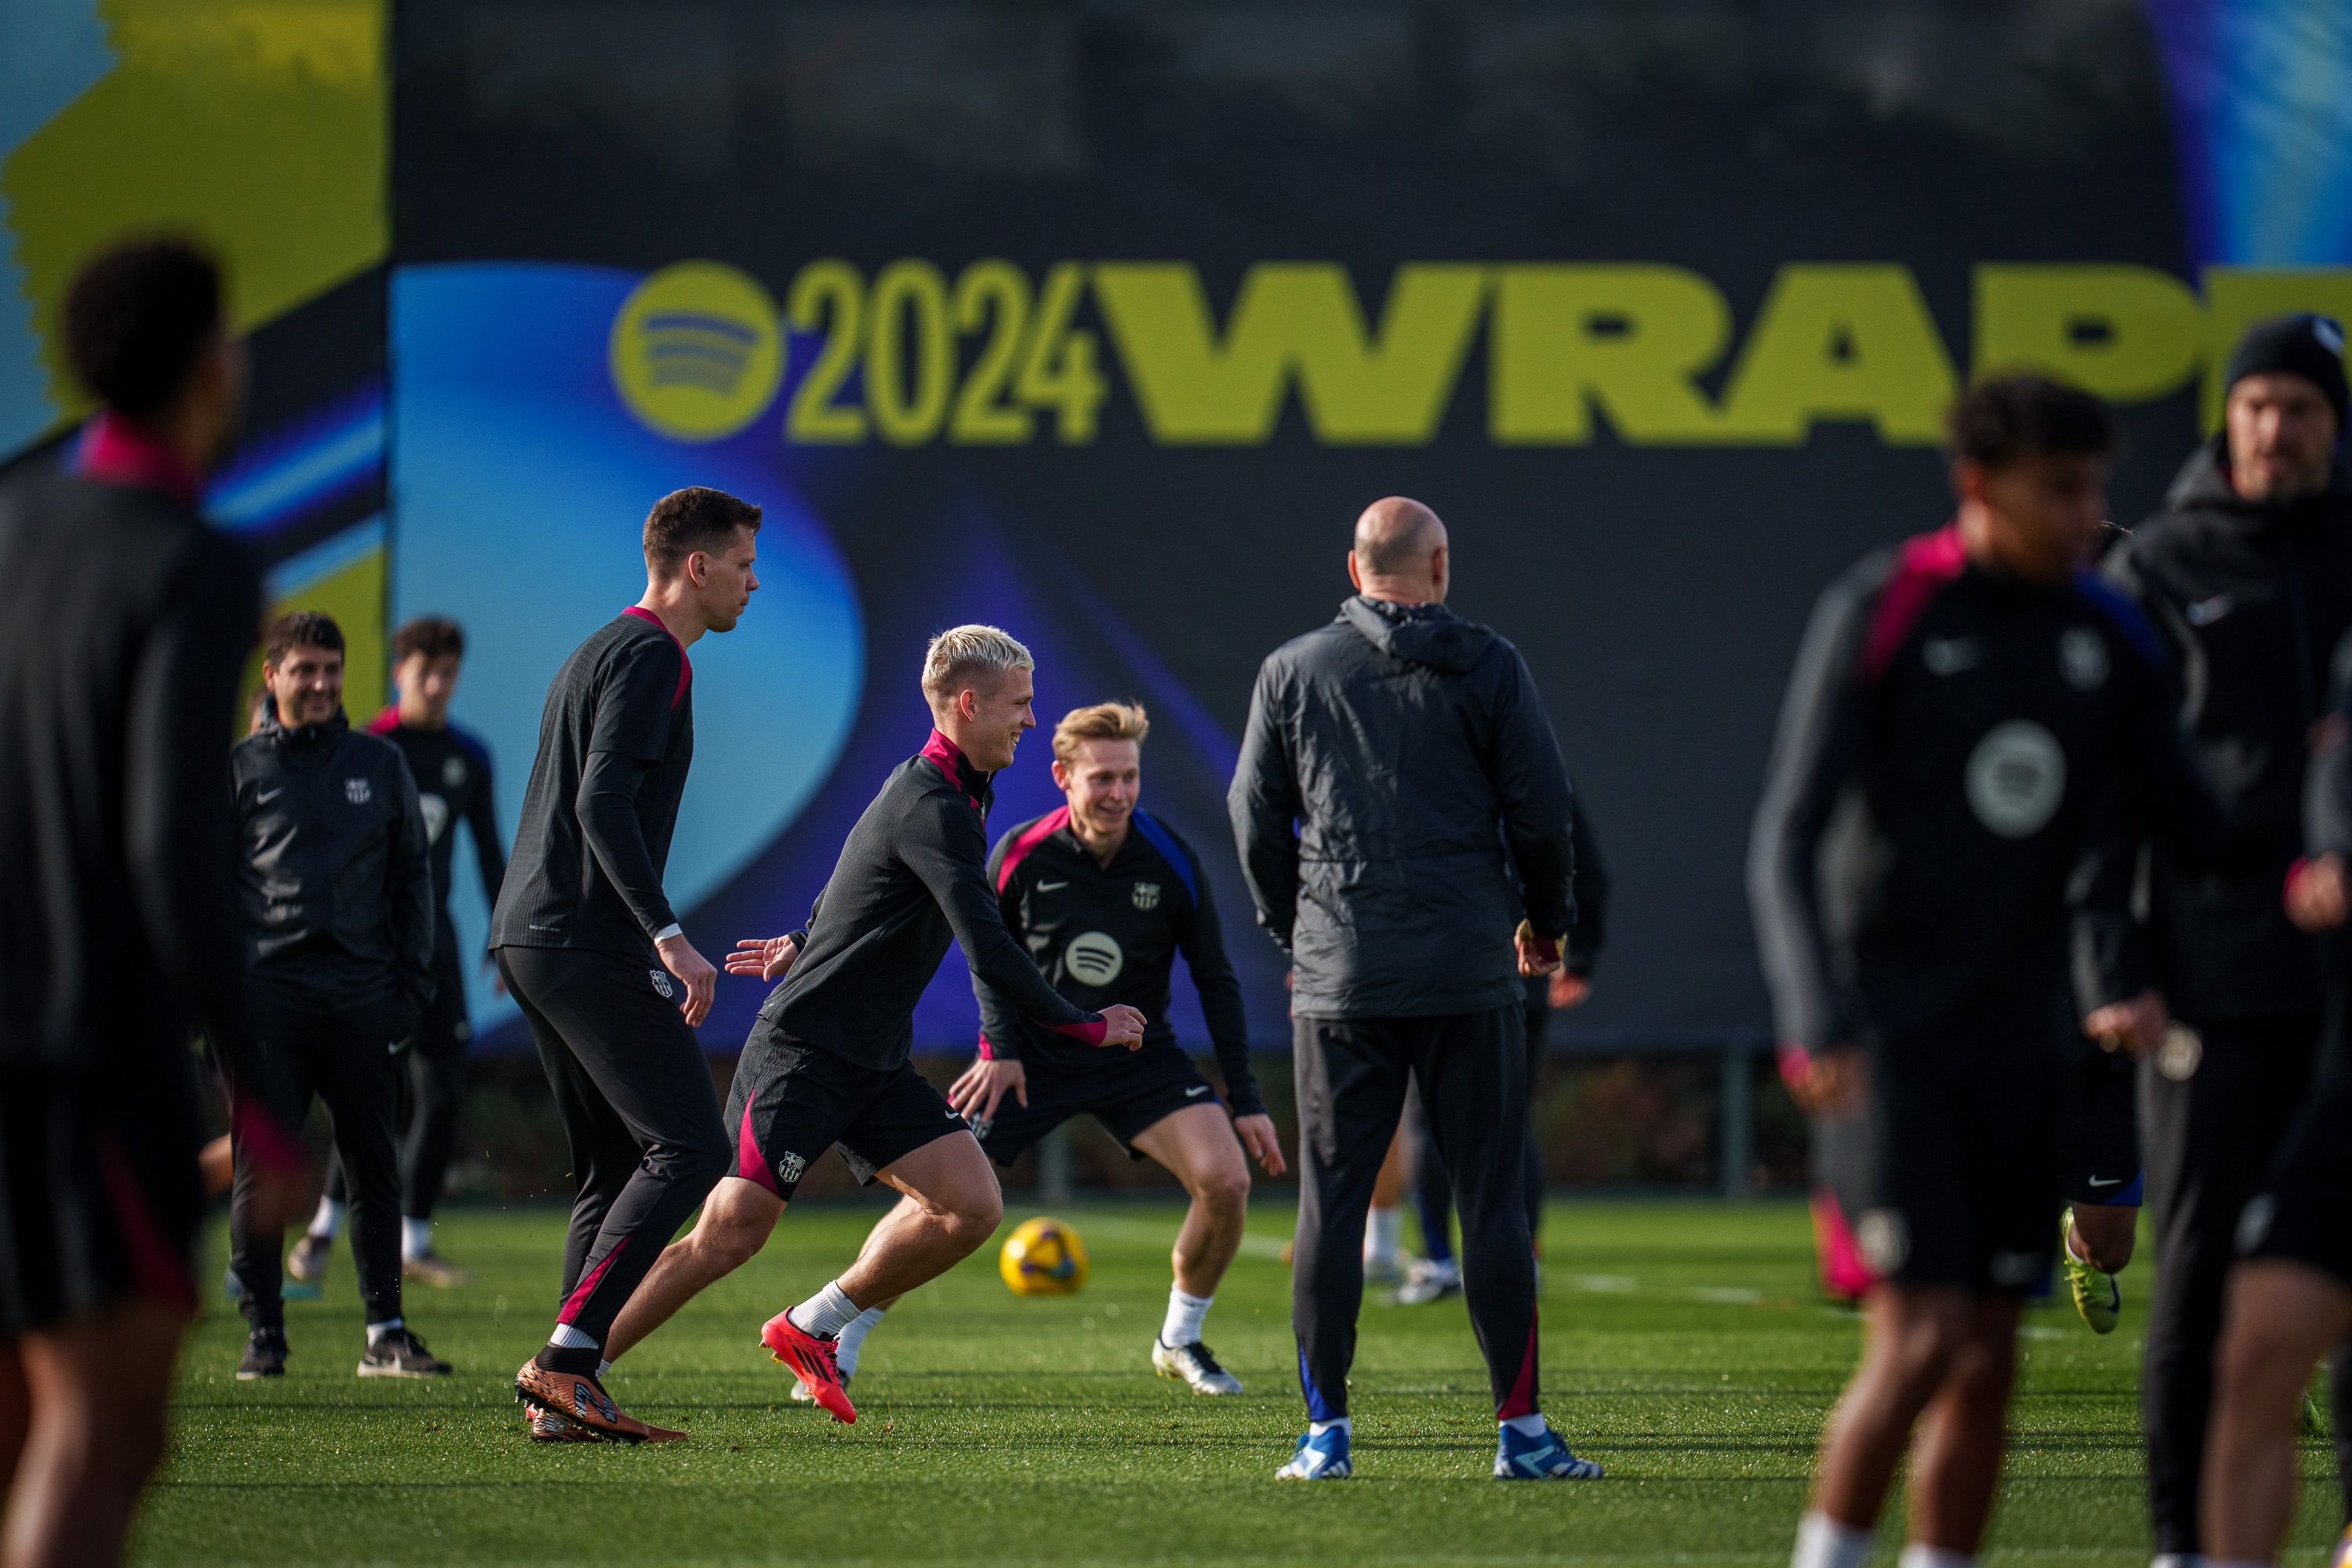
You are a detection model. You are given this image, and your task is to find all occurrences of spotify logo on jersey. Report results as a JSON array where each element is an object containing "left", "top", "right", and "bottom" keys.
[
  {"left": 1065, "top": 931, "right": 1124, "bottom": 985},
  {"left": 609, "top": 261, "right": 787, "bottom": 441},
  {"left": 1965, "top": 720, "right": 2066, "bottom": 838}
]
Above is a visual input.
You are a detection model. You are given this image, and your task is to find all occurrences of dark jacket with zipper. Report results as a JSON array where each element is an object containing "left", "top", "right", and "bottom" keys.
[
  {"left": 230, "top": 709, "right": 435, "bottom": 1012},
  {"left": 2081, "top": 437, "right": 2352, "bottom": 1022},
  {"left": 1229, "top": 594, "right": 1579, "bottom": 1020}
]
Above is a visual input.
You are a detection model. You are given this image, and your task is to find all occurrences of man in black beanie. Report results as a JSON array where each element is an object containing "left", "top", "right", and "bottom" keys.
[{"left": 2080, "top": 312, "right": 2352, "bottom": 1560}]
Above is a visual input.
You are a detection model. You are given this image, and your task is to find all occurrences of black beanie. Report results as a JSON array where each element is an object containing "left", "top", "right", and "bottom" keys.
[{"left": 2224, "top": 313, "right": 2349, "bottom": 428}]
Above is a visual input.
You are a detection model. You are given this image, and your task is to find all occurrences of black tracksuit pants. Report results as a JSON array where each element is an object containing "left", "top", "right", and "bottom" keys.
[
  {"left": 2140, "top": 1014, "right": 2339, "bottom": 1549},
  {"left": 1294, "top": 1004, "right": 1539, "bottom": 1421},
  {"left": 229, "top": 976, "right": 411, "bottom": 1331},
  {"left": 497, "top": 946, "right": 728, "bottom": 1347},
  {"left": 1410, "top": 979, "right": 1549, "bottom": 1261},
  {"left": 328, "top": 930, "right": 469, "bottom": 1220}
]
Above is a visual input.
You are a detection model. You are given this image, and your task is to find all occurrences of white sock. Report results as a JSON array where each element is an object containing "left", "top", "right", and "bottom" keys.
[
  {"left": 1501, "top": 1413, "right": 1548, "bottom": 1438},
  {"left": 1308, "top": 1417, "right": 1351, "bottom": 1439},
  {"left": 308, "top": 1196, "right": 346, "bottom": 1241},
  {"left": 365, "top": 1317, "right": 405, "bottom": 1344},
  {"left": 2149, "top": 1556, "right": 2205, "bottom": 1568},
  {"left": 1365, "top": 1207, "right": 1401, "bottom": 1265},
  {"left": 1898, "top": 1547, "right": 1973, "bottom": 1568},
  {"left": 1793, "top": 1512, "right": 1874, "bottom": 1568},
  {"left": 401, "top": 1217, "right": 432, "bottom": 1262},
  {"left": 547, "top": 1323, "right": 599, "bottom": 1351},
  {"left": 836, "top": 1306, "right": 886, "bottom": 1376},
  {"left": 787, "top": 1279, "right": 861, "bottom": 1339},
  {"left": 1161, "top": 1287, "right": 1213, "bottom": 1348},
  {"left": 597, "top": 1359, "right": 612, "bottom": 1380}
]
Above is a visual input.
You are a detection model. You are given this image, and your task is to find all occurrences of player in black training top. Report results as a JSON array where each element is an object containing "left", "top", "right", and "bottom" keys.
[
  {"left": 787, "top": 700, "right": 1285, "bottom": 1400},
  {"left": 1751, "top": 376, "right": 2229, "bottom": 1568},
  {"left": 499, "top": 487, "right": 758, "bottom": 1444},
  {"left": 582, "top": 626, "right": 1145, "bottom": 1426}
]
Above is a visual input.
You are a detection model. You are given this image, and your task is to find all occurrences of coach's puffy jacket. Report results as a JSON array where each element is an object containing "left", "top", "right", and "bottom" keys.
[
  {"left": 1229, "top": 595, "right": 1579, "bottom": 1020},
  {"left": 231, "top": 710, "right": 436, "bottom": 1012},
  {"left": 2079, "top": 437, "right": 2352, "bottom": 1022}
]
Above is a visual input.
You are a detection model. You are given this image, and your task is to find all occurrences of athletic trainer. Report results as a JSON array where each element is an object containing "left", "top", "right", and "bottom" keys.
[
  {"left": 1230, "top": 495, "right": 1600, "bottom": 1483},
  {"left": 298, "top": 615, "right": 505, "bottom": 1287},
  {"left": 792, "top": 701, "right": 1286, "bottom": 1399},
  {"left": 227, "top": 611, "right": 445, "bottom": 1380},
  {"left": 2076, "top": 313, "right": 2352, "bottom": 1558},
  {"left": 1752, "top": 376, "right": 2227, "bottom": 1568},
  {"left": 499, "top": 487, "right": 757, "bottom": 1443},
  {"left": 0, "top": 237, "right": 301, "bottom": 1568},
  {"left": 574, "top": 627, "right": 1145, "bottom": 1436}
]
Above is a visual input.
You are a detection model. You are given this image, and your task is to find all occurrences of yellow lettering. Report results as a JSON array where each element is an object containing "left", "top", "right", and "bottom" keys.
[
  {"left": 2201, "top": 268, "right": 2352, "bottom": 430},
  {"left": 1973, "top": 265, "right": 2204, "bottom": 403},
  {"left": 1718, "top": 265, "right": 1957, "bottom": 445},
  {"left": 1489, "top": 266, "right": 1729, "bottom": 444},
  {"left": 1091, "top": 263, "right": 1486, "bottom": 444}
]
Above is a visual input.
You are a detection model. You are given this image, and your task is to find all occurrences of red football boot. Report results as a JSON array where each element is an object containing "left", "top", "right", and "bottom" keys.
[{"left": 760, "top": 1312, "right": 857, "bottom": 1423}]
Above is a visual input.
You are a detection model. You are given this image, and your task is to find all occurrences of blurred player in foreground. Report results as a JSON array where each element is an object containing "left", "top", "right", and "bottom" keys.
[
  {"left": 0, "top": 238, "right": 303, "bottom": 1566},
  {"left": 794, "top": 701, "right": 1285, "bottom": 1399},
  {"left": 1232, "top": 496, "right": 1599, "bottom": 1482},
  {"left": 296, "top": 615, "right": 506, "bottom": 1288},
  {"left": 499, "top": 488, "right": 758, "bottom": 1442},
  {"left": 573, "top": 627, "right": 1145, "bottom": 1436},
  {"left": 1751, "top": 376, "right": 2229, "bottom": 1568},
  {"left": 2198, "top": 636, "right": 2352, "bottom": 1568}
]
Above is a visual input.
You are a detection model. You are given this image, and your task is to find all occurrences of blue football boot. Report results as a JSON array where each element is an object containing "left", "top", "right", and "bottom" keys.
[
  {"left": 1276, "top": 1425, "right": 1352, "bottom": 1479},
  {"left": 1494, "top": 1421, "right": 1603, "bottom": 1479}
]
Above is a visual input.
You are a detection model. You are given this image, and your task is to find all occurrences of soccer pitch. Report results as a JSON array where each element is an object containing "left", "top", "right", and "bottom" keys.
[{"left": 144, "top": 1201, "right": 2343, "bottom": 1566}]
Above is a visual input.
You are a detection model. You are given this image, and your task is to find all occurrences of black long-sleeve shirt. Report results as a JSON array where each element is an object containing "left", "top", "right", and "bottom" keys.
[
  {"left": 0, "top": 434, "right": 260, "bottom": 1077},
  {"left": 1749, "top": 526, "right": 2222, "bottom": 1059},
  {"left": 494, "top": 608, "right": 691, "bottom": 956},
  {"left": 760, "top": 731, "right": 1107, "bottom": 1070},
  {"left": 368, "top": 708, "right": 505, "bottom": 936},
  {"left": 974, "top": 806, "right": 1262, "bottom": 1114}
]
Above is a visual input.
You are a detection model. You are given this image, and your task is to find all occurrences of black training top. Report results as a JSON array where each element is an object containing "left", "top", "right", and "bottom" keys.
[
  {"left": 493, "top": 608, "right": 692, "bottom": 958},
  {"left": 976, "top": 807, "right": 1263, "bottom": 1114},
  {"left": 0, "top": 442, "right": 260, "bottom": 1071},
  {"left": 758, "top": 730, "right": 1108, "bottom": 1071},
  {"left": 1748, "top": 526, "right": 2224, "bottom": 1060},
  {"left": 368, "top": 708, "right": 505, "bottom": 936}
]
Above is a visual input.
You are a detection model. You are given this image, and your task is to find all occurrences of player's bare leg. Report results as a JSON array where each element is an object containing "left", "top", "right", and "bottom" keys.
[
  {"left": 1132, "top": 1102, "right": 1254, "bottom": 1392},
  {"left": 1807, "top": 1286, "right": 1979, "bottom": 1532},
  {"left": 2068, "top": 1203, "right": 2135, "bottom": 1273},
  {"left": 1904, "top": 1296, "right": 2022, "bottom": 1551},
  {"left": 603, "top": 1177, "right": 783, "bottom": 1363},
  {"left": 2, "top": 1298, "right": 183, "bottom": 1568},
  {"left": 2204, "top": 1260, "right": 2352, "bottom": 1562},
  {"left": 0, "top": 1343, "right": 26, "bottom": 1505}
]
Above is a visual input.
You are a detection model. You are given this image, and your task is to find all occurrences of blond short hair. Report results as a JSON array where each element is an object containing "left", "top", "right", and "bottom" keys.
[
  {"left": 921, "top": 624, "right": 1034, "bottom": 710},
  {"left": 1052, "top": 702, "right": 1150, "bottom": 768}
]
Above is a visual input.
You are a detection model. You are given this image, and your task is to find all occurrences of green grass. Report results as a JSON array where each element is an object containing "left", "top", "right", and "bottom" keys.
[{"left": 139, "top": 1200, "right": 2343, "bottom": 1566}]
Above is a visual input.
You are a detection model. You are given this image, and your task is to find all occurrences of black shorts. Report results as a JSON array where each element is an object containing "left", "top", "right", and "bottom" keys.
[
  {"left": 0, "top": 1053, "right": 207, "bottom": 1336},
  {"left": 726, "top": 1026, "right": 967, "bottom": 1195},
  {"left": 965, "top": 1043, "right": 1218, "bottom": 1167},
  {"left": 1838, "top": 1006, "right": 2065, "bottom": 1294},
  {"left": 2238, "top": 1062, "right": 2352, "bottom": 1288},
  {"left": 2061, "top": 1047, "right": 2143, "bottom": 1207}
]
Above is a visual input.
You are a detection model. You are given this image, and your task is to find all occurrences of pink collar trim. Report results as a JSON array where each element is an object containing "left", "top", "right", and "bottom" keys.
[
  {"left": 75, "top": 412, "right": 203, "bottom": 509},
  {"left": 921, "top": 728, "right": 986, "bottom": 808},
  {"left": 622, "top": 605, "right": 693, "bottom": 707}
]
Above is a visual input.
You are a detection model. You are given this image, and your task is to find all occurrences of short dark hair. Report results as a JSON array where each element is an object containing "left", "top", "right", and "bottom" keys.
[
  {"left": 63, "top": 238, "right": 223, "bottom": 419},
  {"left": 392, "top": 615, "right": 466, "bottom": 663},
  {"left": 1947, "top": 374, "right": 2118, "bottom": 470},
  {"left": 643, "top": 486, "right": 760, "bottom": 576},
  {"left": 265, "top": 611, "right": 345, "bottom": 666}
]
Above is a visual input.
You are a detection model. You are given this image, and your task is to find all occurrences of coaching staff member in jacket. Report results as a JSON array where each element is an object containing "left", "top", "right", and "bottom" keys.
[
  {"left": 1230, "top": 495, "right": 1601, "bottom": 1483},
  {"left": 227, "top": 610, "right": 446, "bottom": 1380},
  {"left": 2082, "top": 313, "right": 2352, "bottom": 1558}
]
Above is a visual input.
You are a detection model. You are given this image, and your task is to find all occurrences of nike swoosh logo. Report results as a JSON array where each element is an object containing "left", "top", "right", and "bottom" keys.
[
  {"left": 2187, "top": 594, "right": 2234, "bottom": 626},
  {"left": 1036, "top": 880, "right": 1069, "bottom": 891},
  {"left": 1185, "top": 1085, "right": 1211, "bottom": 1098},
  {"left": 2086, "top": 1175, "right": 2125, "bottom": 1188},
  {"left": 256, "top": 789, "right": 285, "bottom": 804}
]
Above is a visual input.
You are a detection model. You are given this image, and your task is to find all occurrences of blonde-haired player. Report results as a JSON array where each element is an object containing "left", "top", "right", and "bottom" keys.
[{"left": 792, "top": 699, "right": 1287, "bottom": 1400}]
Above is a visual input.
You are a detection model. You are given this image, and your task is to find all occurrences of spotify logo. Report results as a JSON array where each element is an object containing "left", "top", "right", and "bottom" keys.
[
  {"left": 1065, "top": 931, "right": 1124, "bottom": 986},
  {"left": 609, "top": 261, "right": 786, "bottom": 441}
]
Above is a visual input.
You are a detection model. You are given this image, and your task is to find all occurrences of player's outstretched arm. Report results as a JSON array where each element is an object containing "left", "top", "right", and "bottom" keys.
[
  {"left": 948, "top": 1056, "right": 1028, "bottom": 1123},
  {"left": 724, "top": 934, "right": 800, "bottom": 980}
]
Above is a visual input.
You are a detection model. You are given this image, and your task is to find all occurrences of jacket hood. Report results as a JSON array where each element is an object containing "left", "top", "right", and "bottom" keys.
[
  {"left": 1337, "top": 595, "right": 1497, "bottom": 674},
  {"left": 258, "top": 706, "right": 350, "bottom": 749},
  {"left": 2161, "top": 432, "right": 2352, "bottom": 524}
]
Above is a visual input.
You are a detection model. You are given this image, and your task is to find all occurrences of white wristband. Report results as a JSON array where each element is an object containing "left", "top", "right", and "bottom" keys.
[{"left": 652, "top": 923, "right": 684, "bottom": 944}]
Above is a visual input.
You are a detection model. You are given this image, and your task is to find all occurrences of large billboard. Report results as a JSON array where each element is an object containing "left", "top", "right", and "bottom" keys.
[{"left": 11, "top": 1, "right": 2352, "bottom": 1056}]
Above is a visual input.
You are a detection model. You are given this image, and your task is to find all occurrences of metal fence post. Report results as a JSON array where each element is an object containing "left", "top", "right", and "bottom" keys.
[{"left": 1719, "top": 1041, "right": 1754, "bottom": 1200}]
